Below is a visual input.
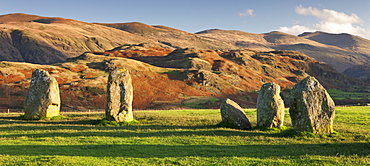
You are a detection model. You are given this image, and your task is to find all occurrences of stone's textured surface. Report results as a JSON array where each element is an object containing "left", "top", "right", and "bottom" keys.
[
  {"left": 106, "top": 68, "right": 134, "bottom": 122},
  {"left": 220, "top": 98, "right": 252, "bottom": 130},
  {"left": 257, "top": 83, "right": 285, "bottom": 128},
  {"left": 289, "top": 76, "right": 336, "bottom": 134},
  {"left": 24, "top": 69, "right": 60, "bottom": 119}
]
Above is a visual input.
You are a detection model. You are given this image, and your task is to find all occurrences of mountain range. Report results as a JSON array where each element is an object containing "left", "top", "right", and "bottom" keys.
[
  {"left": 0, "top": 13, "right": 369, "bottom": 110},
  {"left": 0, "top": 13, "right": 370, "bottom": 73}
]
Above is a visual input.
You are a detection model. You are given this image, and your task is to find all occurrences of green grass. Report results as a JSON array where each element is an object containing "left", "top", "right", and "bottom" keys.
[
  {"left": 327, "top": 89, "right": 370, "bottom": 100},
  {"left": 0, "top": 107, "right": 369, "bottom": 165},
  {"left": 182, "top": 97, "right": 220, "bottom": 108}
]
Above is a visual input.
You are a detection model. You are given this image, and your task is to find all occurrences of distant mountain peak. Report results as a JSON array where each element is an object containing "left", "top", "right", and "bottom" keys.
[
  {"left": 265, "top": 31, "right": 290, "bottom": 35},
  {"left": 0, "top": 13, "right": 44, "bottom": 23},
  {"left": 298, "top": 31, "right": 353, "bottom": 37},
  {"left": 298, "top": 31, "right": 370, "bottom": 48},
  {"left": 0, "top": 13, "right": 81, "bottom": 24},
  {"left": 195, "top": 29, "right": 222, "bottom": 34}
]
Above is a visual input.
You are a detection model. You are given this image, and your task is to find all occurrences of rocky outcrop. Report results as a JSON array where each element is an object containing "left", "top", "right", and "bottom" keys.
[
  {"left": 164, "top": 58, "right": 212, "bottom": 70},
  {"left": 106, "top": 68, "right": 134, "bottom": 122},
  {"left": 289, "top": 76, "right": 335, "bottom": 134},
  {"left": 256, "top": 83, "right": 285, "bottom": 128},
  {"left": 220, "top": 98, "right": 252, "bottom": 130},
  {"left": 24, "top": 69, "right": 60, "bottom": 119}
]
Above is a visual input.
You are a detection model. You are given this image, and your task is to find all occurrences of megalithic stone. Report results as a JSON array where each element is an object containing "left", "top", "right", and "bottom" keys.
[
  {"left": 257, "top": 83, "right": 285, "bottom": 128},
  {"left": 24, "top": 69, "right": 60, "bottom": 119},
  {"left": 220, "top": 98, "right": 252, "bottom": 130},
  {"left": 106, "top": 68, "right": 134, "bottom": 122},
  {"left": 289, "top": 76, "right": 335, "bottom": 134}
]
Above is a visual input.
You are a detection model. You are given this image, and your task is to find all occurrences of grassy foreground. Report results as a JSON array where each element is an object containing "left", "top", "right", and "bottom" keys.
[{"left": 0, "top": 107, "right": 368, "bottom": 165}]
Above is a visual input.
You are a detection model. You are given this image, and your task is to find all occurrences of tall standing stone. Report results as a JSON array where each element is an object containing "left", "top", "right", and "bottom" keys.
[
  {"left": 220, "top": 98, "right": 252, "bottom": 130},
  {"left": 289, "top": 76, "right": 335, "bottom": 134},
  {"left": 24, "top": 69, "right": 60, "bottom": 119},
  {"left": 106, "top": 68, "right": 134, "bottom": 122},
  {"left": 257, "top": 83, "right": 285, "bottom": 128}
]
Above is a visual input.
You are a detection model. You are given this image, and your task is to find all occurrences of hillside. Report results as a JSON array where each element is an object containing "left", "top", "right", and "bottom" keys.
[
  {"left": 1, "top": 13, "right": 370, "bottom": 73},
  {"left": 342, "top": 64, "right": 370, "bottom": 79},
  {"left": 0, "top": 13, "right": 161, "bottom": 64},
  {"left": 0, "top": 44, "right": 364, "bottom": 110},
  {"left": 99, "top": 22, "right": 238, "bottom": 50},
  {"left": 0, "top": 13, "right": 369, "bottom": 110},
  {"left": 298, "top": 31, "right": 370, "bottom": 70},
  {"left": 102, "top": 21, "right": 370, "bottom": 72},
  {"left": 197, "top": 30, "right": 370, "bottom": 72}
]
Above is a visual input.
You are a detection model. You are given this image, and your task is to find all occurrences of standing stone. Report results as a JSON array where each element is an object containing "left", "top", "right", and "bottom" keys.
[
  {"left": 24, "top": 69, "right": 60, "bottom": 119},
  {"left": 289, "top": 76, "right": 335, "bottom": 134},
  {"left": 106, "top": 68, "right": 134, "bottom": 122},
  {"left": 220, "top": 98, "right": 252, "bottom": 130},
  {"left": 257, "top": 83, "right": 285, "bottom": 128}
]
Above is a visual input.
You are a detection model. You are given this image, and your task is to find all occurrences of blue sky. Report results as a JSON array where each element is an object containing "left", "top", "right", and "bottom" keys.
[{"left": 1, "top": 0, "right": 370, "bottom": 38}]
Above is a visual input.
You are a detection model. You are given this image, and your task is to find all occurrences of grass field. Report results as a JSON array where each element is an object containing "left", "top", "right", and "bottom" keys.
[
  {"left": 0, "top": 107, "right": 369, "bottom": 165},
  {"left": 327, "top": 89, "right": 370, "bottom": 100}
]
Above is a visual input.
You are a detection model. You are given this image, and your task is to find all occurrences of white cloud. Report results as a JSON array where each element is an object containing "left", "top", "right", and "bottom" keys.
[
  {"left": 279, "top": 6, "right": 370, "bottom": 38},
  {"left": 295, "top": 6, "right": 361, "bottom": 24},
  {"left": 239, "top": 9, "right": 255, "bottom": 17},
  {"left": 279, "top": 25, "right": 314, "bottom": 35}
]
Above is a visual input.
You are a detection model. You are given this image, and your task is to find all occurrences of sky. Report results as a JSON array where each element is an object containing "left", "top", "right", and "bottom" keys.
[{"left": 1, "top": 0, "right": 370, "bottom": 38}]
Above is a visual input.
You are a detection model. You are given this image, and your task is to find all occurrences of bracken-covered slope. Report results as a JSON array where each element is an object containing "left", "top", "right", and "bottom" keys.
[
  {"left": 0, "top": 44, "right": 363, "bottom": 110},
  {"left": 0, "top": 13, "right": 161, "bottom": 64}
]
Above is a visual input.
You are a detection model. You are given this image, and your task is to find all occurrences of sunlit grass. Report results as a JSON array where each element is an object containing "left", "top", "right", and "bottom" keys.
[
  {"left": 327, "top": 88, "right": 370, "bottom": 100},
  {"left": 0, "top": 107, "right": 368, "bottom": 165}
]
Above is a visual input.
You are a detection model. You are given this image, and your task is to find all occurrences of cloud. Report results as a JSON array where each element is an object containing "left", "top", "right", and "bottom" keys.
[
  {"left": 279, "top": 6, "right": 369, "bottom": 38},
  {"left": 239, "top": 9, "right": 255, "bottom": 17},
  {"left": 295, "top": 6, "right": 361, "bottom": 24},
  {"left": 279, "top": 25, "right": 314, "bottom": 35}
]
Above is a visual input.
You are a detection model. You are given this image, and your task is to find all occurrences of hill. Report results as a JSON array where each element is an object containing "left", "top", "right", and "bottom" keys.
[
  {"left": 99, "top": 23, "right": 238, "bottom": 50},
  {"left": 0, "top": 13, "right": 161, "bottom": 64},
  {"left": 342, "top": 64, "right": 370, "bottom": 79},
  {"left": 1, "top": 13, "right": 370, "bottom": 73},
  {"left": 0, "top": 13, "right": 369, "bottom": 109},
  {"left": 298, "top": 31, "right": 370, "bottom": 71},
  {"left": 102, "top": 22, "right": 370, "bottom": 72},
  {"left": 197, "top": 30, "right": 370, "bottom": 72},
  {"left": 0, "top": 44, "right": 364, "bottom": 110}
]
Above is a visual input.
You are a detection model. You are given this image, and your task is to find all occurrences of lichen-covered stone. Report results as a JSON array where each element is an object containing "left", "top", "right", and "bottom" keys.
[
  {"left": 106, "top": 68, "right": 133, "bottom": 122},
  {"left": 257, "top": 83, "right": 284, "bottom": 128},
  {"left": 220, "top": 98, "right": 252, "bottom": 130},
  {"left": 289, "top": 76, "right": 335, "bottom": 134},
  {"left": 24, "top": 69, "right": 60, "bottom": 119}
]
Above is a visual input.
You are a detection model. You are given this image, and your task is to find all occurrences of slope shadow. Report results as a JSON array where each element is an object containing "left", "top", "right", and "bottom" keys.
[
  {"left": 0, "top": 143, "right": 368, "bottom": 158},
  {"left": 0, "top": 117, "right": 101, "bottom": 126},
  {"left": 0, "top": 126, "right": 274, "bottom": 138}
]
